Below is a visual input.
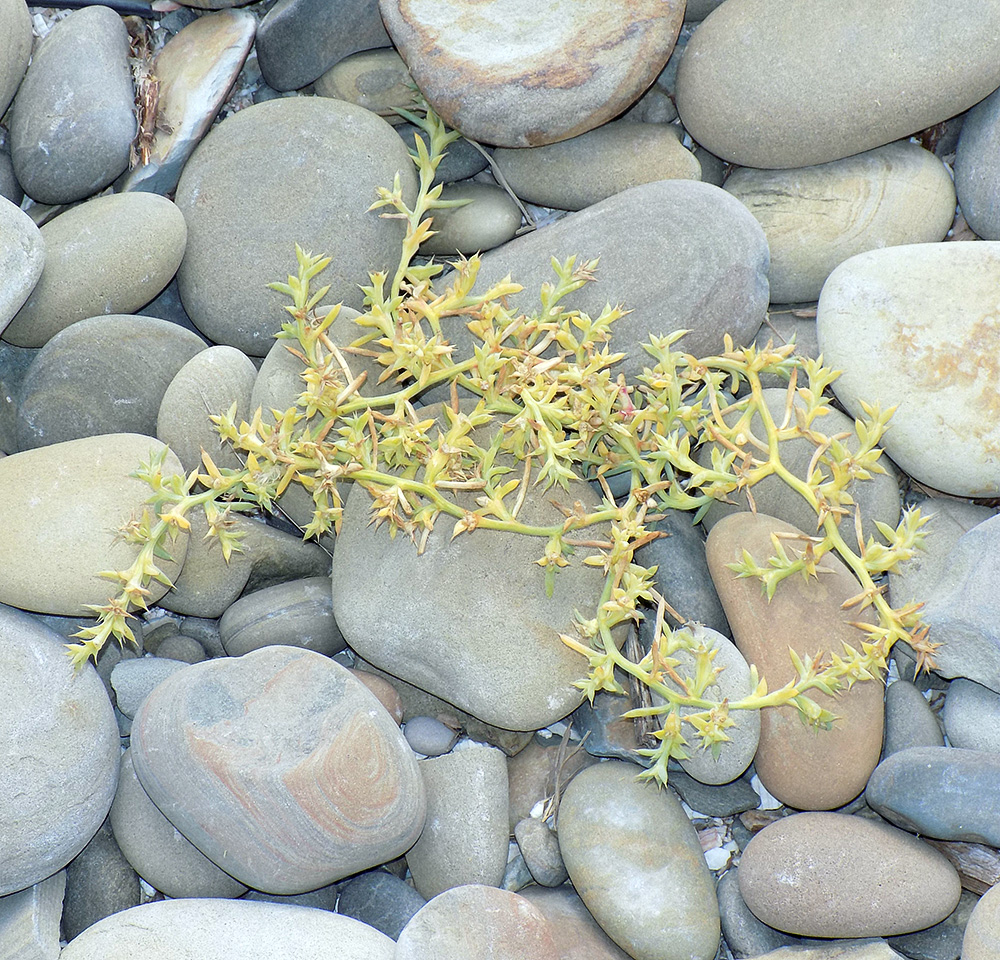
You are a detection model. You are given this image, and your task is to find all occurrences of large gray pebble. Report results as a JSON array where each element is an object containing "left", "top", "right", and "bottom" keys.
[
  {"left": 337, "top": 870, "right": 427, "bottom": 941},
  {"left": 60, "top": 898, "right": 395, "bottom": 960},
  {"left": 0, "top": 0, "right": 31, "bottom": 119},
  {"left": 0, "top": 605, "right": 119, "bottom": 895},
  {"left": 175, "top": 95, "right": 416, "bottom": 356},
  {"left": 882, "top": 679, "right": 943, "bottom": 758},
  {"left": 2, "top": 193, "right": 188, "bottom": 348},
  {"left": 676, "top": 0, "right": 1000, "bottom": 169},
  {"left": 954, "top": 84, "right": 1000, "bottom": 240},
  {"left": 111, "top": 657, "right": 189, "bottom": 718},
  {"left": 0, "top": 198, "right": 44, "bottom": 336},
  {"left": 943, "top": 678, "right": 1000, "bottom": 752},
  {"left": 9, "top": 6, "right": 135, "bottom": 204},
  {"left": 16, "top": 315, "right": 206, "bottom": 451},
  {"left": 418, "top": 182, "right": 522, "bottom": 256}
]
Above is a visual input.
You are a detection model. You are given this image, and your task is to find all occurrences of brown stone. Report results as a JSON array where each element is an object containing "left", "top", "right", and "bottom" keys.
[
  {"left": 705, "top": 512, "right": 884, "bottom": 809},
  {"left": 518, "top": 885, "right": 633, "bottom": 960},
  {"left": 506, "top": 736, "right": 595, "bottom": 832}
]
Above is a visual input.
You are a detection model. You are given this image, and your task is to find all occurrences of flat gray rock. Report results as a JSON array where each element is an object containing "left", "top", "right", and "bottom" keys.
[
  {"left": 174, "top": 96, "right": 417, "bottom": 356},
  {"left": 8, "top": 6, "right": 135, "bottom": 203},
  {"left": 0, "top": 605, "right": 119, "bottom": 895},
  {"left": 0, "top": 197, "right": 44, "bottom": 337}
]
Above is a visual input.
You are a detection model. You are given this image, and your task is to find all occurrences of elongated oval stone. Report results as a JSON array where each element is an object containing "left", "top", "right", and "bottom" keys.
[
  {"left": 816, "top": 242, "right": 1000, "bottom": 497},
  {"left": 676, "top": 0, "right": 1000, "bottom": 169},
  {"left": 0, "top": 434, "right": 187, "bottom": 616},
  {"left": 738, "top": 812, "right": 960, "bottom": 937},
  {"left": 131, "top": 646, "right": 425, "bottom": 894},
  {"left": 705, "top": 512, "right": 883, "bottom": 809}
]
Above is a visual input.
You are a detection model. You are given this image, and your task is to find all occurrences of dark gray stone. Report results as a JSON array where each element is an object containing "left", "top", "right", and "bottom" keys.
[
  {"left": 155, "top": 634, "right": 208, "bottom": 664},
  {"left": 955, "top": 84, "right": 1000, "bottom": 240},
  {"left": 0, "top": 340, "right": 34, "bottom": 455},
  {"left": 242, "top": 883, "right": 339, "bottom": 911},
  {"left": 337, "top": 870, "right": 426, "bottom": 940},
  {"left": 62, "top": 820, "right": 140, "bottom": 941},
  {"left": 717, "top": 867, "right": 804, "bottom": 958},
  {"left": 666, "top": 767, "right": 760, "bottom": 818},
  {"left": 395, "top": 122, "right": 489, "bottom": 184},
  {"left": 882, "top": 679, "right": 944, "bottom": 758}
]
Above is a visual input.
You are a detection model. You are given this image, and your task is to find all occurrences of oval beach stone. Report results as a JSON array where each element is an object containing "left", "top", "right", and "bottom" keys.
[
  {"left": 676, "top": 0, "right": 1000, "bottom": 169},
  {"left": 0, "top": 0, "right": 31, "bottom": 120},
  {"left": 131, "top": 646, "right": 425, "bottom": 894},
  {"left": 0, "top": 198, "right": 44, "bottom": 336}
]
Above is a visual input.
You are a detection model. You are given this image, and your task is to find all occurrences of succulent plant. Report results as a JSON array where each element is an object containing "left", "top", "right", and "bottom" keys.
[{"left": 70, "top": 107, "right": 934, "bottom": 787}]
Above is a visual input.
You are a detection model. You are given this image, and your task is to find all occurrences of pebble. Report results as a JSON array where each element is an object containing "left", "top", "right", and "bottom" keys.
[
  {"left": 737, "top": 812, "right": 960, "bottom": 938},
  {"left": 8, "top": 6, "right": 135, "bottom": 204},
  {"left": 717, "top": 866, "right": 805, "bottom": 957},
  {"left": 0, "top": 435, "right": 187, "bottom": 615},
  {"left": 351, "top": 669, "right": 405, "bottom": 725},
  {"left": 417, "top": 182, "right": 523, "bottom": 256},
  {"left": 110, "top": 657, "right": 188, "bottom": 719},
  {"left": 314, "top": 47, "right": 420, "bottom": 121},
  {"left": 505, "top": 734, "right": 595, "bottom": 832},
  {"left": 380, "top": 0, "right": 686, "bottom": 147},
  {"left": 395, "top": 121, "right": 490, "bottom": 184},
  {"left": 154, "top": 634, "right": 207, "bottom": 664},
  {"left": 255, "top": 0, "right": 392, "bottom": 92},
  {"left": 942, "top": 678, "right": 1000, "bottom": 753},
  {"left": 0, "top": 197, "right": 44, "bottom": 335},
  {"left": 395, "top": 884, "right": 559, "bottom": 960},
  {"left": 0, "top": 870, "right": 64, "bottom": 960},
  {"left": 517, "top": 885, "right": 633, "bottom": 960},
  {"left": 490, "top": 120, "right": 701, "bottom": 211},
  {"left": 675, "top": 0, "right": 1000, "bottom": 169},
  {"left": 816, "top": 242, "right": 1000, "bottom": 497},
  {"left": 953, "top": 83, "right": 1000, "bottom": 240},
  {"left": 2, "top": 193, "right": 188, "bottom": 349},
  {"left": 706, "top": 513, "right": 884, "bottom": 810},
  {"left": 59, "top": 898, "right": 396, "bottom": 960},
  {"left": 119, "top": 9, "right": 257, "bottom": 196},
  {"left": 0, "top": 0, "right": 31, "bottom": 120},
  {"left": 242, "top": 882, "right": 339, "bottom": 911},
  {"left": 963, "top": 881, "right": 1000, "bottom": 960},
  {"left": 61, "top": 820, "right": 140, "bottom": 941},
  {"left": 174, "top": 96, "right": 417, "bottom": 355},
  {"left": 882, "top": 679, "right": 944, "bottom": 758},
  {"left": 16, "top": 315, "right": 206, "bottom": 451},
  {"left": 887, "top": 889, "right": 979, "bottom": 960},
  {"left": 109, "top": 749, "right": 248, "bottom": 900},
  {"left": 865, "top": 745, "right": 1000, "bottom": 846},
  {"left": 0, "top": 605, "right": 119, "bottom": 896},
  {"left": 724, "top": 141, "right": 956, "bottom": 303},
  {"left": 667, "top": 767, "right": 761, "bottom": 818},
  {"left": 404, "top": 744, "right": 509, "bottom": 898},
  {"left": 219, "top": 576, "right": 345, "bottom": 658},
  {"left": 557, "top": 759, "right": 721, "bottom": 960},
  {"left": 336, "top": 869, "right": 427, "bottom": 941},
  {"left": 131, "top": 646, "right": 425, "bottom": 893},
  {"left": 402, "top": 715, "right": 460, "bottom": 757},
  {"left": 0, "top": 143, "right": 22, "bottom": 205},
  {"left": 513, "top": 817, "right": 568, "bottom": 887}
]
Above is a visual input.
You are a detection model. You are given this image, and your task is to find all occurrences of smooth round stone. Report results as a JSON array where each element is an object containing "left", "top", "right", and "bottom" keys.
[
  {"left": 395, "top": 884, "right": 559, "bottom": 960},
  {"left": 513, "top": 817, "right": 567, "bottom": 887},
  {"left": 110, "top": 749, "right": 248, "bottom": 899},
  {"left": 404, "top": 745, "right": 509, "bottom": 898},
  {"left": 717, "top": 867, "right": 804, "bottom": 957},
  {"left": 417, "top": 182, "right": 522, "bottom": 256},
  {"left": 439, "top": 179, "right": 768, "bottom": 387},
  {"left": 379, "top": 0, "right": 685, "bottom": 148},
  {"left": 337, "top": 869, "right": 427, "bottom": 941},
  {"left": 131, "top": 646, "right": 425, "bottom": 893},
  {"left": 517, "top": 885, "right": 633, "bottom": 960},
  {"left": 61, "top": 820, "right": 140, "bottom": 941},
  {"left": 943, "top": 679, "right": 1000, "bottom": 752},
  {"left": 395, "top": 121, "right": 490, "bottom": 184},
  {"left": 725, "top": 141, "right": 955, "bottom": 303},
  {"left": 866, "top": 746, "right": 1000, "bottom": 845},
  {"left": 256, "top": 0, "right": 392, "bottom": 92},
  {"left": 60, "top": 898, "right": 395, "bottom": 960},
  {"left": 235, "top": 515, "right": 332, "bottom": 595},
  {"left": 491, "top": 121, "right": 700, "bottom": 211},
  {"left": 16, "top": 315, "right": 206, "bottom": 451},
  {"left": 157, "top": 345, "right": 258, "bottom": 473},
  {"left": 697, "top": 386, "right": 901, "bottom": 545},
  {"left": 2, "top": 193, "right": 188, "bottom": 349},
  {"left": 963, "top": 881, "right": 1000, "bottom": 960},
  {"left": 0, "top": 435, "right": 188, "bottom": 615},
  {"left": 118, "top": 9, "right": 256, "bottom": 196},
  {"left": 174, "top": 96, "right": 417, "bottom": 356},
  {"left": 0, "top": 605, "right": 119, "bottom": 895},
  {"left": 738, "top": 812, "right": 960, "bottom": 937},
  {"left": 155, "top": 634, "right": 207, "bottom": 664},
  {"left": 351, "top": 670, "right": 405, "bottom": 725},
  {"left": 111, "top": 657, "right": 189, "bottom": 718},
  {"left": 706, "top": 513, "right": 884, "bottom": 810},
  {"left": 955, "top": 84, "right": 1000, "bottom": 241},
  {"left": 9, "top": 6, "right": 135, "bottom": 203},
  {"left": 675, "top": 0, "right": 1000, "bottom": 169},
  {"left": 816, "top": 242, "right": 1000, "bottom": 497},
  {"left": 0, "top": 0, "right": 31, "bottom": 119},
  {"left": 219, "top": 577, "right": 344, "bottom": 658},
  {"left": 882, "top": 679, "right": 943, "bottom": 758},
  {"left": 0, "top": 198, "right": 44, "bottom": 336},
  {"left": 402, "top": 716, "right": 460, "bottom": 757},
  {"left": 314, "top": 47, "right": 419, "bottom": 121},
  {"left": 557, "top": 760, "right": 720, "bottom": 960}
]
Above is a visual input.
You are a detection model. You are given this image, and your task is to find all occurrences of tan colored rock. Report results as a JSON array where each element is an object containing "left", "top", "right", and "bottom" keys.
[
  {"left": 491, "top": 121, "right": 700, "bottom": 211},
  {"left": 314, "top": 47, "right": 419, "bottom": 121},
  {"left": 379, "top": 0, "right": 685, "bottom": 147},
  {"left": 0, "top": 434, "right": 188, "bottom": 616},
  {"left": 725, "top": 141, "right": 955, "bottom": 303},
  {"left": 0, "top": 0, "right": 31, "bottom": 119},
  {"left": 418, "top": 182, "right": 522, "bottom": 256},
  {"left": 705, "top": 512, "right": 883, "bottom": 809},
  {"left": 518, "top": 885, "right": 633, "bottom": 960},
  {"left": 963, "top": 880, "right": 1000, "bottom": 960},
  {"left": 738, "top": 812, "right": 961, "bottom": 937}
]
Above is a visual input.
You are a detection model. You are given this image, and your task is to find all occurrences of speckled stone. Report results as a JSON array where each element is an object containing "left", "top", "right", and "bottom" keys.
[
  {"left": 706, "top": 513, "right": 884, "bottom": 810},
  {"left": 738, "top": 812, "right": 960, "bottom": 937},
  {"left": 380, "top": 0, "right": 685, "bottom": 148},
  {"left": 131, "top": 647, "right": 425, "bottom": 893},
  {"left": 557, "top": 760, "right": 720, "bottom": 960}
]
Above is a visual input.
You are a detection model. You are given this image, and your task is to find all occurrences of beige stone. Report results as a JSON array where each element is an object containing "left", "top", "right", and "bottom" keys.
[
  {"left": 315, "top": 47, "right": 419, "bottom": 121},
  {"left": 963, "top": 880, "right": 1000, "bottom": 960}
]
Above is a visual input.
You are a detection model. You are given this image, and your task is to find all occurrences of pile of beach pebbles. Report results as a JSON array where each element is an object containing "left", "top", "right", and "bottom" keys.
[{"left": 2, "top": 0, "right": 1000, "bottom": 957}]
